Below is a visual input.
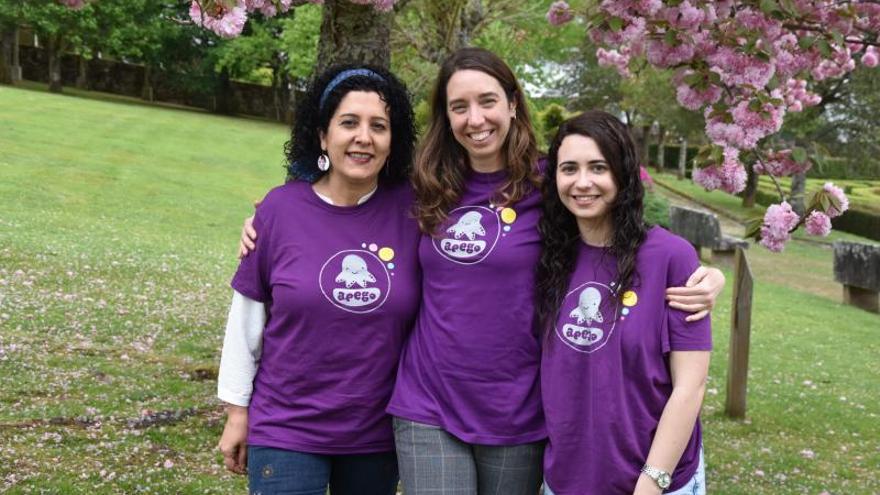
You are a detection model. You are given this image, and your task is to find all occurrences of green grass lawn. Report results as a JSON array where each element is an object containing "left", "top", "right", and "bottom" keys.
[{"left": 2, "top": 85, "right": 879, "bottom": 493}]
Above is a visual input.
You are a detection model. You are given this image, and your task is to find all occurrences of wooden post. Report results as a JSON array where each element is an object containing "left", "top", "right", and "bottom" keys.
[{"left": 725, "top": 247, "right": 753, "bottom": 418}]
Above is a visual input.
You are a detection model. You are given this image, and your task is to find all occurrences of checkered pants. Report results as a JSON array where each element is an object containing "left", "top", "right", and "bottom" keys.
[{"left": 393, "top": 417, "right": 544, "bottom": 495}]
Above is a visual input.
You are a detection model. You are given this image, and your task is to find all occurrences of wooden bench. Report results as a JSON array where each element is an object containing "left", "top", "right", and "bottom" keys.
[
  {"left": 668, "top": 205, "right": 749, "bottom": 263},
  {"left": 833, "top": 241, "right": 880, "bottom": 313}
]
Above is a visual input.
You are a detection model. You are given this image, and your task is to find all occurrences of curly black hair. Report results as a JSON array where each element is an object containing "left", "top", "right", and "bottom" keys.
[
  {"left": 536, "top": 110, "right": 648, "bottom": 336},
  {"left": 284, "top": 64, "right": 416, "bottom": 185}
]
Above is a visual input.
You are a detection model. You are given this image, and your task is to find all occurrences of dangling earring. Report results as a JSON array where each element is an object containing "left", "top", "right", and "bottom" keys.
[{"left": 317, "top": 153, "right": 330, "bottom": 172}]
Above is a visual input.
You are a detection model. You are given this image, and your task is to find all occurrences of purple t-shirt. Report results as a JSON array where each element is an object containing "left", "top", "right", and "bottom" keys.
[
  {"left": 388, "top": 168, "right": 546, "bottom": 444},
  {"left": 231, "top": 180, "right": 421, "bottom": 454},
  {"left": 542, "top": 227, "right": 712, "bottom": 494}
]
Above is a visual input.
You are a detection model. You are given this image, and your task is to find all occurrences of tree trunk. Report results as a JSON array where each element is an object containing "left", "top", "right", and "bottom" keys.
[
  {"left": 47, "top": 34, "right": 66, "bottom": 93},
  {"left": 75, "top": 54, "right": 88, "bottom": 89},
  {"left": 677, "top": 138, "right": 688, "bottom": 180},
  {"left": 741, "top": 162, "right": 758, "bottom": 207},
  {"left": 640, "top": 124, "right": 651, "bottom": 166},
  {"left": 11, "top": 25, "right": 20, "bottom": 83},
  {"left": 790, "top": 171, "right": 806, "bottom": 216},
  {"left": 656, "top": 126, "right": 666, "bottom": 173},
  {"left": 315, "top": 0, "right": 392, "bottom": 73},
  {"left": 0, "top": 29, "right": 10, "bottom": 85},
  {"left": 214, "top": 67, "right": 236, "bottom": 115},
  {"left": 141, "top": 64, "right": 154, "bottom": 101}
]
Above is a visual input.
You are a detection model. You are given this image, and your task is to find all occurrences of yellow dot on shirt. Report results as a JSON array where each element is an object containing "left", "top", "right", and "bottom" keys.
[
  {"left": 622, "top": 290, "right": 638, "bottom": 307},
  {"left": 378, "top": 247, "right": 395, "bottom": 262},
  {"left": 500, "top": 208, "right": 517, "bottom": 224}
]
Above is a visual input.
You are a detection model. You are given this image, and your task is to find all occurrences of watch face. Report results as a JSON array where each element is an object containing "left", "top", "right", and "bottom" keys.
[{"left": 658, "top": 473, "right": 672, "bottom": 489}]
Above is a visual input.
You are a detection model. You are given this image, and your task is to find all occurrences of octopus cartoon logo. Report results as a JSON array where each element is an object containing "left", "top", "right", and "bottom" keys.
[
  {"left": 319, "top": 250, "right": 390, "bottom": 313},
  {"left": 556, "top": 282, "right": 618, "bottom": 353},
  {"left": 433, "top": 206, "right": 501, "bottom": 264}
]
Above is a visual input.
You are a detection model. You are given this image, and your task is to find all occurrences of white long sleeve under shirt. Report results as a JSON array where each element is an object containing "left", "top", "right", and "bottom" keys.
[{"left": 216, "top": 187, "right": 377, "bottom": 406}]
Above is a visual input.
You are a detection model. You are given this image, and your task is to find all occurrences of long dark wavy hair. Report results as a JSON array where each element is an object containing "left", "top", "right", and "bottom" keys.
[
  {"left": 412, "top": 47, "right": 541, "bottom": 235},
  {"left": 536, "top": 111, "right": 648, "bottom": 336},
  {"left": 284, "top": 64, "right": 416, "bottom": 185}
]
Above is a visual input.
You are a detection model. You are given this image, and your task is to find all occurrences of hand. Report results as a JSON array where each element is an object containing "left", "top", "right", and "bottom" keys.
[
  {"left": 218, "top": 405, "right": 249, "bottom": 475},
  {"left": 632, "top": 474, "right": 663, "bottom": 495},
  {"left": 238, "top": 215, "right": 257, "bottom": 259},
  {"left": 665, "top": 266, "right": 726, "bottom": 322}
]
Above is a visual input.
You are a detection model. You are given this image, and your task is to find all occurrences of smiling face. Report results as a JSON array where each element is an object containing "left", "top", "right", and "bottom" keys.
[
  {"left": 556, "top": 134, "right": 618, "bottom": 236},
  {"left": 445, "top": 69, "right": 516, "bottom": 171},
  {"left": 320, "top": 90, "right": 391, "bottom": 186}
]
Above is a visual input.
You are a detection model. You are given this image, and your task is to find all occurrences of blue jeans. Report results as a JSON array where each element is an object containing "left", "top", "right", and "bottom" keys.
[
  {"left": 543, "top": 449, "right": 706, "bottom": 495},
  {"left": 247, "top": 445, "right": 399, "bottom": 495},
  {"left": 393, "top": 417, "right": 544, "bottom": 495}
]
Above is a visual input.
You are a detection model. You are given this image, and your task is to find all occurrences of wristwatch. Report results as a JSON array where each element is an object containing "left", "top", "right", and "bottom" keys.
[{"left": 641, "top": 464, "right": 672, "bottom": 490}]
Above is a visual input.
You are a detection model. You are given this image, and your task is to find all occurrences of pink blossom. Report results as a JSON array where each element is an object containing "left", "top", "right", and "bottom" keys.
[
  {"left": 705, "top": 97, "right": 784, "bottom": 150},
  {"left": 861, "top": 47, "right": 879, "bottom": 68},
  {"left": 693, "top": 147, "right": 746, "bottom": 194},
  {"left": 760, "top": 201, "right": 800, "bottom": 252},
  {"left": 755, "top": 149, "right": 811, "bottom": 176},
  {"left": 822, "top": 182, "right": 849, "bottom": 217},
  {"left": 646, "top": 38, "right": 695, "bottom": 67},
  {"left": 212, "top": 6, "right": 247, "bottom": 38},
  {"left": 547, "top": 1, "right": 574, "bottom": 26},
  {"left": 664, "top": 1, "right": 704, "bottom": 30},
  {"left": 372, "top": 0, "right": 396, "bottom": 12},
  {"left": 59, "top": 0, "right": 86, "bottom": 8},
  {"left": 597, "top": 48, "right": 631, "bottom": 77},
  {"left": 705, "top": 47, "right": 776, "bottom": 89},
  {"left": 190, "top": 1, "right": 248, "bottom": 38},
  {"left": 675, "top": 72, "right": 722, "bottom": 110},
  {"left": 805, "top": 211, "right": 831, "bottom": 237},
  {"left": 639, "top": 166, "right": 654, "bottom": 188}
]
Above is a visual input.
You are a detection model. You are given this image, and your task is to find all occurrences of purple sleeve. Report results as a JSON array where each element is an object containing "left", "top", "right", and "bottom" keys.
[
  {"left": 663, "top": 240, "right": 713, "bottom": 352},
  {"left": 231, "top": 209, "right": 271, "bottom": 303}
]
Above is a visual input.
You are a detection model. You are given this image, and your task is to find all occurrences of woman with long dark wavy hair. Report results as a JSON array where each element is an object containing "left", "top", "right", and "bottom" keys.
[
  {"left": 216, "top": 64, "right": 419, "bottom": 495},
  {"left": 537, "top": 111, "right": 711, "bottom": 495},
  {"left": 238, "top": 49, "right": 723, "bottom": 494}
]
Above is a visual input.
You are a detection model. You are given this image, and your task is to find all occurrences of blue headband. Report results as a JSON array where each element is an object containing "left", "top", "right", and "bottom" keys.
[{"left": 318, "top": 69, "right": 385, "bottom": 111}]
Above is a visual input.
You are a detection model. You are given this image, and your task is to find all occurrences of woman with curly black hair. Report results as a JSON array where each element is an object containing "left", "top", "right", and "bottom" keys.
[
  {"left": 216, "top": 64, "right": 420, "bottom": 495},
  {"left": 537, "top": 111, "right": 711, "bottom": 495}
]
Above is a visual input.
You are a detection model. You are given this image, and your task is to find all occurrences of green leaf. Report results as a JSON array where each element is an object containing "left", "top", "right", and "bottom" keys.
[
  {"left": 766, "top": 74, "right": 780, "bottom": 91},
  {"left": 608, "top": 17, "right": 623, "bottom": 32},
  {"left": 745, "top": 215, "right": 764, "bottom": 239},
  {"left": 817, "top": 38, "right": 832, "bottom": 58},
  {"left": 798, "top": 36, "right": 815, "bottom": 50},
  {"left": 760, "top": 0, "right": 779, "bottom": 15},
  {"left": 684, "top": 72, "right": 703, "bottom": 86},
  {"left": 791, "top": 147, "right": 807, "bottom": 164}
]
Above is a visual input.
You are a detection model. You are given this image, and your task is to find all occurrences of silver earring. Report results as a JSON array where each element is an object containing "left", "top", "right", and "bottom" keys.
[{"left": 317, "top": 153, "right": 330, "bottom": 171}]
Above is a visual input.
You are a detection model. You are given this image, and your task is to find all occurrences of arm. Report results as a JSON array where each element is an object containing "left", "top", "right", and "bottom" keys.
[
  {"left": 665, "top": 266, "right": 725, "bottom": 322},
  {"left": 238, "top": 214, "right": 257, "bottom": 259},
  {"left": 633, "top": 351, "right": 710, "bottom": 495},
  {"left": 217, "top": 290, "right": 266, "bottom": 474}
]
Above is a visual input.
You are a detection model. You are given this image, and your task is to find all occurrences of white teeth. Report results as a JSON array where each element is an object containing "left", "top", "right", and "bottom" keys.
[
  {"left": 470, "top": 130, "right": 492, "bottom": 142},
  {"left": 349, "top": 153, "right": 371, "bottom": 159}
]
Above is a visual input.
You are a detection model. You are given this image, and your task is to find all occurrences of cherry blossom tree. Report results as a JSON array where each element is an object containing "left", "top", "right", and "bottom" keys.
[{"left": 548, "top": 0, "right": 877, "bottom": 251}]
